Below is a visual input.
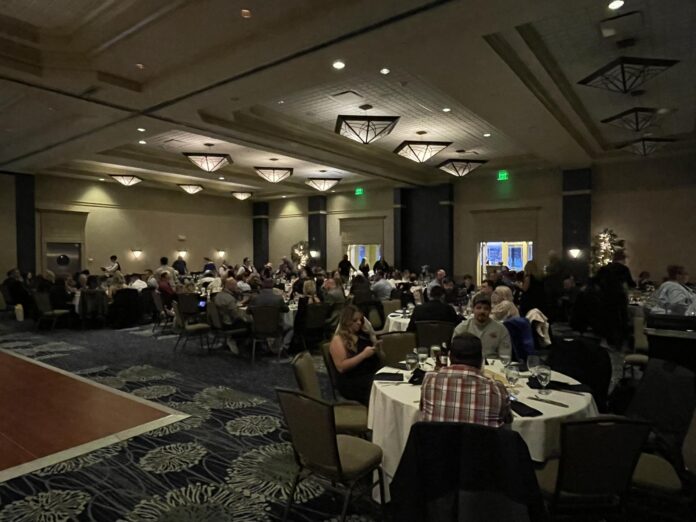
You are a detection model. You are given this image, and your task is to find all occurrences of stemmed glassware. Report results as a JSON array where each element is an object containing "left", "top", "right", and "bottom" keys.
[
  {"left": 536, "top": 365, "right": 552, "bottom": 395},
  {"left": 500, "top": 353, "right": 511, "bottom": 368},
  {"left": 504, "top": 363, "right": 520, "bottom": 392},
  {"left": 526, "top": 355, "right": 541, "bottom": 376},
  {"left": 416, "top": 347, "right": 429, "bottom": 370},
  {"left": 405, "top": 353, "right": 418, "bottom": 372}
]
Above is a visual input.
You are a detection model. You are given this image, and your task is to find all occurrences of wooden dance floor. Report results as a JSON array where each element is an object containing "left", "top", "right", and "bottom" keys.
[{"left": 0, "top": 350, "right": 187, "bottom": 482}]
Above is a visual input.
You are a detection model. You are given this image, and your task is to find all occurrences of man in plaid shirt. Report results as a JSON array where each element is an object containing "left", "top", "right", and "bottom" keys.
[{"left": 420, "top": 333, "right": 511, "bottom": 427}]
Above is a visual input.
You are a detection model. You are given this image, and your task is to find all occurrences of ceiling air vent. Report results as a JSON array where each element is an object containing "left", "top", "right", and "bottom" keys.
[{"left": 329, "top": 90, "right": 364, "bottom": 104}]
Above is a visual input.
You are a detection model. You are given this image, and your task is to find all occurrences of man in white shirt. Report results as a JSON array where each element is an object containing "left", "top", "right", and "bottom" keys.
[
  {"left": 426, "top": 269, "right": 446, "bottom": 297},
  {"left": 154, "top": 257, "right": 178, "bottom": 280},
  {"left": 101, "top": 255, "right": 121, "bottom": 275},
  {"left": 452, "top": 293, "right": 512, "bottom": 360},
  {"left": 371, "top": 272, "right": 393, "bottom": 301},
  {"left": 128, "top": 274, "right": 148, "bottom": 292},
  {"left": 653, "top": 265, "right": 694, "bottom": 314}
]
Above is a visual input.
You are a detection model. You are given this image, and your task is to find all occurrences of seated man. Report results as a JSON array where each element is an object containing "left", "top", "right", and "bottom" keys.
[
  {"left": 407, "top": 285, "right": 461, "bottom": 331},
  {"left": 323, "top": 277, "right": 346, "bottom": 329},
  {"left": 157, "top": 272, "right": 177, "bottom": 308},
  {"left": 371, "top": 271, "right": 392, "bottom": 301},
  {"left": 420, "top": 333, "right": 511, "bottom": 427},
  {"left": 214, "top": 279, "right": 251, "bottom": 354},
  {"left": 248, "top": 278, "right": 292, "bottom": 354},
  {"left": 452, "top": 293, "right": 512, "bottom": 360}
]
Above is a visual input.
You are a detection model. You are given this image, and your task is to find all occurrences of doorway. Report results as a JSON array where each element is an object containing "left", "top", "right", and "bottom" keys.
[
  {"left": 478, "top": 241, "right": 533, "bottom": 283},
  {"left": 45, "top": 242, "right": 82, "bottom": 276},
  {"left": 347, "top": 244, "right": 382, "bottom": 274}
]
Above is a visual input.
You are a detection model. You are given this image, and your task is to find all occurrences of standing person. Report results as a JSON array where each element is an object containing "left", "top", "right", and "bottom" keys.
[
  {"left": 519, "top": 260, "right": 545, "bottom": 316},
  {"left": 373, "top": 256, "right": 390, "bottom": 275},
  {"left": 452, "top": 293, "right": 512, "bottom": 360},
  {"left": 329, "top": 305, "right": 383, "bottom": 405},
  {"left": 203, "top": 257, "right": 217, "bottom": 273},
  {"left": 100, "top": 255, "right": 121, "bottom": 275},
  {"left": 420, "top": 333, "right": 511, "bottom": 426},
  {"left": 155, "top": 257, "right": 177, "bottom": 280},
  {"left": 172, "top": 255, "right": 188, "bottom": 276},
  {"left": 359, "top": 258, "right": 370, "bottom": 278},
  {"left": 337, "top": 254, "right": 355, "bottom": 285},
  {"left": 596, "top": 250, "right": 635, "bottom": 348}
]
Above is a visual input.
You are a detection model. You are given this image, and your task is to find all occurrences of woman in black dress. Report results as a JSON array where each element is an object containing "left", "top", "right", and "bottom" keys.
[
  {"left": 519, "top": 260, "right": 546, "bottom": 316},
  {"left": 329, "top": 305, "right": 383, "bottom": 405}
]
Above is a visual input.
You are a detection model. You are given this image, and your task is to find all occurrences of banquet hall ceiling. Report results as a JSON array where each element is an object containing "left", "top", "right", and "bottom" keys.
[{"left": 0, "top": 0, "right": 693, "bottom": 200}]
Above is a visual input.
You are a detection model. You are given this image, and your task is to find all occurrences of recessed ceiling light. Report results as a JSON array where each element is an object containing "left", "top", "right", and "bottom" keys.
[
  {"left": 218, "top": 176, "right": 225, "bottom": 180},
  {"left": 282, "top": 195, "right": 287, "bottom": 198},
  {"left": 99, "top": 178, "right": 105, "bottom": 181},
  {"left": 138, "top": 140, "right": 147, "bottom": 144},
  {"left": 608, "top": 0, "right": 624, "bottom": 10},
  {"left": 332, "top": 60, "right": 346, "bottom": 70},
  {"left": 240, "top": 8, "right": 252, "bottom": 18},
  {"left": 137, "top": 128, "right": 146, "bottom": 132},
  {"left": 380, "top": 68, "right": 390, "bottom": 75},
  {"left": 135, "top": 63, "right": 145, "bottom": 70},
  {"left": 277, "top": 100, "right": 284, "bottom": 104},
  {"left": 442, "top": 107, "right": 451, "bottom": 113},
  {"left": 483, "top": 133, "right": 491, "bottom": 137},
  {"left": 331, "top": 190, "right": 336, "bottom": 193}
]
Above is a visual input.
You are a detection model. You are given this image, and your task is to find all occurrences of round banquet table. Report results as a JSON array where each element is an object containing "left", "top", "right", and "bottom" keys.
[
  {"left": 384, "top": 313, "right": 411, "bottom": 332},
  {"left": 367, "top": 363, "right": 598, "bottom": 500}
]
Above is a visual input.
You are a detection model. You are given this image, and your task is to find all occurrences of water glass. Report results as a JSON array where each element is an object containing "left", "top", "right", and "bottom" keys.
[
  {"left": 526, "top": 355, "right": 541, "bottom": 376},
  {"left": 417, "top": 347, "right": 429, "bottom": 369},
  {"left": 430, "top": 345, "right": 441, "bottom": 361},
  {"left": 536, "top": 365, "right": 552, "bottom": 395},
  {"left": 500, "top": 353, "right": 511, "bottom": 367},
  {"left": 505, "top": 363, "right": 520, "bottom": 390},
  {"left": 405, "top": 353, "right": 418, "bottom": 372}
]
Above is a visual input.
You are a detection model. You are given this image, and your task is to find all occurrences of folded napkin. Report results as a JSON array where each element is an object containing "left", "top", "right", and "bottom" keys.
[
  {"left": 526, "top": 377, "right": 592, "bottom": 394},
  {"left": 408, "top": 368, "right": 426, "bottom": 385},
  {"left": 387, "top": 363, "right": 409, "bottom": 371},
  {"left": 511, "top": 401, "right": 543, "bottom": 417},
  {"left": 374, "top": 372, "right": 405, "bottom": 382}
]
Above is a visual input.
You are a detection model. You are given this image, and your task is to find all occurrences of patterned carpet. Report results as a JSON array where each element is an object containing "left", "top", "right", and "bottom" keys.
[{"left": 0, "top": 323, "right": 379, "bottom": 521}]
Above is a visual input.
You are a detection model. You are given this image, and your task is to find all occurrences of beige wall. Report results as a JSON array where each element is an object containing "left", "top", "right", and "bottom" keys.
[
  {"left": 453, "top": 169, "right": 563, "bottom": 277},
  {"left": 0, "top": 174, "right": 17, "bottom": 273},
  {"left": 268, "top": 198, "right": 308, "bottom": 264},
  {"left": 34, "top": 176, "right": 253, "bottom": 274},
  {"left": 592, "top": 154, "right": 696, "bottom": 279}
]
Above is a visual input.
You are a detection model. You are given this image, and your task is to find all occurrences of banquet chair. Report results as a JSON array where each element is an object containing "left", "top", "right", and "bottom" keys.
[
  {"left": 33, "top": 292, "right": 70, "bottom": 330},
  {"left": 109, "top": 288, "right": 140, "bottom": 329},
  {"left": 78, "top": 289, "right": 109, "bottom": 329},
  {"left": 535, "top": 416, "right": 651, "bottom": 518},
  {"left": 381, "top": 299, "right": 401, "bottom": 317},
  {"left": 172, "top": 301, "right": 210, "bottom": 352},
  {"left": 415, "top": 320, "right": 455, "bottom": 349},
  {"left": 295, "top": 302, "right": 331, "bottom": 352},
  {"left": 248, "top": 305, "right": 282, "bottom": 364},
  {"left": 321, "top": 341, "right": 342, "bottom": 401},
  {"left": 275, "top": 388, "right": 386, "bottom": 522},
  {"left": 151, "top": 291, "right": 173, "bottom": 336},
  {"left": 379, "top": 331, "right": 417, "bottom": 367},
  {"left": 177, "top": 292, "right": 203, "bottom": 321},
  {"left": 207, "top": 300, "right": 247, "bottom": 350},
  {"left": 291, "top": 351, "right": 368, "bottom": 436}
]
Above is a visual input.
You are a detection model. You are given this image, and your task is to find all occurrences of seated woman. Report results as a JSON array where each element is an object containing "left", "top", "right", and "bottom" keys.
[
  {"left": 491, "top": 285, "right": 520, "bottom": 321},
  {"left": 329, "top": 305, "right": 383, "bottom": 406}
]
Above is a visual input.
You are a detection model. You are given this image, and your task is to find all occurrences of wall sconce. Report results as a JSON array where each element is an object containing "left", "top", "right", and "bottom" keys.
[
  {"left": 217, "top": 250, "right": 226, "bottom": 259},
  {"left": 132, "top": 249, "right": 143, "bottom": 259},
  {"left": 568, "top": 248, "right": 582, "bottom": 259},
  {"left": 177, "top": 250, "right": 187, "bottom": 258}
]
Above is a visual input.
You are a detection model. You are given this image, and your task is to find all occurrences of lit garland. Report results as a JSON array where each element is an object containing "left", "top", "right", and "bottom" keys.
[
  {"left": 591, "top": 228, "right": 625, "bottom": 274},
  {"left": 290, "top": 240, "right": 310, "bottom": 268}
]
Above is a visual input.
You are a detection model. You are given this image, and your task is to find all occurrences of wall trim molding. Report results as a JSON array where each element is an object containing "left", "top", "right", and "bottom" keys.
[
  {"left": 470, "top": 205, "right": 542, "bottom": 214},
  {"left": 562, "top": 189, "right": 592, "bottom": 196},
  {"left": 252, "top": 214, "right": 269, "bottom": 220},
  {"left": 307, "top": 210, "right": 328, "bottom": 215}
]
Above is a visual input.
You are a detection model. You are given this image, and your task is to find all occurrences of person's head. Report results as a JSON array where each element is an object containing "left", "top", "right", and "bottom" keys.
[
  {"left": 462, "top": 274, "right": 473, "bottom": 285},
  {"left": 177, "top": 255, "right": 184, "bottom": 261},
  {"left": 324, "top": 278, "right": 336, "bottom": 290},
  {"left": 43, "top": 270, "right": 55, "bottom": 284},
  {"left": 143, "top": 269, "right": 153, "bottom": 279},
  {"left": 548, "top": 250, "right": 560, "bottom": 265},
  {"left": 429, "top": 285, "right": 445, "bottom": 301},
  {"left": 523, "top": 260, "right": 541, "bottom": 279},
  {"left": 472, "top": 293, "right": 492, "bottom": 324},
  {"left": 360, "top": 258, "right": 367, "bottom": 264},
  {"left": 243, "top": 257, "right": 250, "bottom": 265},
  {"left": 111, "top": 273, "right": 125, "bottom": 287},
  {"left": 7, "top": 268, "right": 21, "bottom": 280},
  {"left": 342, "top": 254, "right": 348, "bottom": 261},
  {"left": 480, "top": 279, "right": 495, "bottom": 295},
  {"left": 160, "top": 257, "right": 168, "bottom": 266},
  {"left": 110, "top": 255, "right": 118, "bottom": 262},
  {"left": 303, "top": 279, "right": 317, "bottom": 296},
  {"left": 638, "top": 271, "right": 650, "bottom": 280},
  {"left": 492, "top": 285, "right": 513, "bottom": 305},
  {"left": 224, "top": 278, "right": 238, "bottom": 292},
  {"left": 86, "top": 275, "right": 99, "bottom": 289},
  {"left": 443, "top": 278, "right": 454, "bottom": 290},
  {"left": 374, "top": 271, "right": 383, "bottom": 281},
  {"left": 78, "top": 273, "right": 88, "bottom": 287},
  {"left": 449, "top": 333, "right": 483, "bottom": 368},
  {"left": 160, "top": 272, "right": 170, "bottom": 282},
  {"left": 667, "top": 265, "right": 688, "bottom": 283},
  {"left": 436, "top": 269, "right": 446, "bottom": 282},
  {"left": 261, "top": 278, "right": 274, "bottom": 290},
  {"left": 338, "top": 305, "right": 363, "bottom": 336},
  {"left": 613, "top": 250, "right": 627, "bottom": 264}
]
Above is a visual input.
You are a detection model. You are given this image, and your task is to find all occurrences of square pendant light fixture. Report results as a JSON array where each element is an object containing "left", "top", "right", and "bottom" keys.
[
  {"left": 578, "top": 57, "right": 679, "bottom": 94},
  {"left": 178, "top": 184, "right": 203, "bottom": 194},
  {"left": 110, "top": 175, "right": 142, "bottom": 186},
  {"left": 619, "top": 137, "right": 675, "bottom": 156},
  {"left": 335, "top": 115, "right": 400, "bottom": 144},
  {"left": 305, "top": 178, "right": 340, "bottom": 191},
  {"left": 231, "top": 192, "right": 252, "bottom": 200},
  {"left": 394, "top": 140, "right": 452, "bottom": 163},
  {"left": 600, "top": 107, "right": 659, "bottom": 132},
  {"left": 183, "top": 153, "right": 232, "bottom": 172},
  {"left": 254, "top": 167, "right": 293, "bottom": 183},
  {"left": 438, "top": 159, "right": 488, "bottom": 177}
]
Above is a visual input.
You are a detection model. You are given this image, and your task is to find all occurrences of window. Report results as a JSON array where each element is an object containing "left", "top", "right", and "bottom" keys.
[{"left": 478, "top": 241, "right": 534, "bottom": 283}]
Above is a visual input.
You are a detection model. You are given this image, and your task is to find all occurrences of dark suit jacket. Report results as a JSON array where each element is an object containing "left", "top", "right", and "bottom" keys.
[
  {"left": 248, "top": 289, "right": 289, "bottom": 313},
  {"left": 407, "top": 300, "right": 461, "bottom": 331}
]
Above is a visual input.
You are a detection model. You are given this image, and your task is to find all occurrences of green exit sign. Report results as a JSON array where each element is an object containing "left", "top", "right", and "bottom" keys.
[
  {"left": 497, "top": 170, "right": 509, "bottom": 181},
  {"left": 354, "top": 187, "right": 364, "bottom": 196}
]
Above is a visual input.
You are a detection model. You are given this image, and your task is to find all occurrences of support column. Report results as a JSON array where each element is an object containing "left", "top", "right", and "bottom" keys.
[
  {"left": 252, "top": 202, "right": 269, "bottom": 272},
  {"left": 15, "top": 174, "right": 36, "bottom": 275},
  {"left": 562, "top": 168, "right": 592, "bottom": 280},
  {"left": 393, "top": 188, "right": 404, "bottom": 269},
  {"left": 401, "top": 183, "right": 454, "bottom": 275},
  {"left": 308, "top": 195, "right": 327, "bottom": 266}
]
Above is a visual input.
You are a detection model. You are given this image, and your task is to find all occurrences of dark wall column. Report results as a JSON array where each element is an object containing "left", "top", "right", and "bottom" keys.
[
  {"left": 252, "top": 202, "right": 269, "bottom": 272},
  {"left": 393, "top": 188, "right": 404, "bottom": 269},
  {"left": 15, "top": 174, "right": 36, "bottom": 274},
  {"left": 308, "top": 195, "right": 327, "bottom": 266},
  {"left": 401, "top": 183, "right": 454, "bottom": 275},
  {"left": 562, "top": 168, "right": 592, "bottom": 280}
]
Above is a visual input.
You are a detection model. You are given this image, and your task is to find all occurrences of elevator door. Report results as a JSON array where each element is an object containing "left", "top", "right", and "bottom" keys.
[{"left": 45, "top": 243, "right": 82, "bottom": 276}]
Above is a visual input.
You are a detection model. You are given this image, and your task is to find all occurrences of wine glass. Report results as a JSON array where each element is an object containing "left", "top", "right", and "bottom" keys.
[
  {"left": 417, "top": 347, "right": 429, "bottom": 369},
  {"left": 536, "top": 365, "right": 552, "bottom": 395},
  {"left": 430, "top": 345, "right": 441, "bottom": 362},
  {"left": 405, "top": 353, "right": 418, "bottom": 372},
  {"left": 505, "top": 363, "right": 520, "bottom": 391},
  {"left": 500, "top": 353, "right": 511, "bottom": 368},
  {"left": 526, "top": 355, "right": 541, "bottom": 376}
]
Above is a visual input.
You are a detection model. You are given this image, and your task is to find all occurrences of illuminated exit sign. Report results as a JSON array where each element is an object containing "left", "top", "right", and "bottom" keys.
[
  {"left": 354, "top": 187, "right": 364, "bottom": 196},
  {"left": 497, "top": 170, "right": 509, "bottom": 181}
]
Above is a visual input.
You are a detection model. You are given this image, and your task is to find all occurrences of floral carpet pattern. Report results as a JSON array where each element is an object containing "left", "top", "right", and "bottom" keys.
[{"left": 0, "top": 331, "right": 378, "bottom": 522}]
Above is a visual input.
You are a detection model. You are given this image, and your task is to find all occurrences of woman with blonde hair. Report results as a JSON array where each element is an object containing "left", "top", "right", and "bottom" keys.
[
  {"left": 302, "top": 279, "right": 321, "bottom": 304},
  {"left": 329, "top": 304, "right": 382, "bottom": 405},
  {"left": 520, "top": 260, "right": 545, "bottom": 316},
  {"left": 491, "top": 285, "right": 520, "bottom": 320}
]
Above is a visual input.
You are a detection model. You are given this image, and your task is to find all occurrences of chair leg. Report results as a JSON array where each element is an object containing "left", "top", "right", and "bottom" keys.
[
  {"left": 377, "top": 467, "right": 387, "bottom": 519},
  {"left": 174, "top": 334, "right": 182, "bottom": 351},
  {"left": 340, "top": 483, "right": 355, "bottom": 522},
  {"left": 282, "top": 471, "right": 301, "bottom": 522},
  {"left": 251, "top": 339, "right": 257, "bottom": 364},
  {"left": 51, "top": 316, "right": 58, "bottom": 330}
]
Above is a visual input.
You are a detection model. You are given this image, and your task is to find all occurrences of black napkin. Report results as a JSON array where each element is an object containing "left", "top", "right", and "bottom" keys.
[
  {"left": 408, "top": 368, "right": 426, "bottom": 385},
  {"left": 526, "top": 377, "right": 592, "bottom": 394},
  {"left": 374, "top": 372, "right": 405, "bottom": 382},
  {"left": 511, "top": 401, "right": 543, "bottom": 417},
  {"left": 387, "top": 363, "right": 409, "bottom": 371}
]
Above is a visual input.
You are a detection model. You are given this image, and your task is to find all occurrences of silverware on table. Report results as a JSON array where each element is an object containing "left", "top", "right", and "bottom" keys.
[{"left": 529, "top": 395, "right": 569, "bottom": 408}]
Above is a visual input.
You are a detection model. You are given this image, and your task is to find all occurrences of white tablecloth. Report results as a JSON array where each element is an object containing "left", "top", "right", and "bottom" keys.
[
  {"left": 368, "top": 365, "right": 598, "bottom": 500},
  {"left": 384, "top": 314, "right": 410, "bottom": 332}
]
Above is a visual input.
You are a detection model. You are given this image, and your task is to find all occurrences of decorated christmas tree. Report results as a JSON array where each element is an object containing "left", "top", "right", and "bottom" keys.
[{"left": 591, "top": 228, "right": 625, "bottom": 274}]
